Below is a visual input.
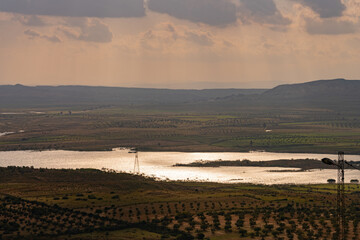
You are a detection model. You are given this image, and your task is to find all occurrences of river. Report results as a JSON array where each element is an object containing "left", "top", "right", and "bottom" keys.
[{"left": 0, "top": 149, "right": 359, "bottom": 184}]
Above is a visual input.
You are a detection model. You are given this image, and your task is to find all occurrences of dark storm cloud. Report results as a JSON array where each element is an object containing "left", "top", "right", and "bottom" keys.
[
  {"left": 296, "top": 0, "right": 346, "bottom": 18},
  {"left": 148, "top": 0, "right": 290, "bottom": 27},
  {"left": 147, "top": 0, "right": 238, "bottom": 26},
  {"left": 240, "top": 0, "right": 291, "bottom": 25},
  {"left": 0, "top": 0, "right": 145, "bottom": 18}
]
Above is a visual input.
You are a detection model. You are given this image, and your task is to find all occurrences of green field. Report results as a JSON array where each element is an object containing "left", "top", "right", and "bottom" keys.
[{"left": 1, "top": 107, "right": 360, "bottom": 153}]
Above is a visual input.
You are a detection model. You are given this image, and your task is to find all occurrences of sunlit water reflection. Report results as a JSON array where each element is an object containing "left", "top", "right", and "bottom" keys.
[{"left": 0, "top": 149, "right": 359, "bottom": 184}]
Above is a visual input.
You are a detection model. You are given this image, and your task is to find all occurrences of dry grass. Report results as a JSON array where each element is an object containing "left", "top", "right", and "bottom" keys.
[{"left": 0, "top": 167, "right": 359, "bottom": 239}]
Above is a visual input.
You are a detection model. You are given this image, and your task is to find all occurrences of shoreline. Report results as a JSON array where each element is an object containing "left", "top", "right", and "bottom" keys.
[
  {"left": 0, "top": 166, "right": 351, "bottom": 185},
  {"left": 1, "top": 146, "right": 360, "bottom": 156},
  {"left": 173, "top": 159, "right": 360, "bottom": 170}
]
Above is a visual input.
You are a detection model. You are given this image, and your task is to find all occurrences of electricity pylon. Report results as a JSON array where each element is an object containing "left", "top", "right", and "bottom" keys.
[
  {"left": 133, "top": 151, "right": 140, "bottom": 174},
  {"left": 322, "top": 151, "right": 360, "bottom": 240},
  {"left": 322, "top": 152, "right": 344, "bottom": 240},
  {"left": 337, "top": 152, "right": 345, "bottom": 240},
  {"left": 129, "top": 148, "right": 140, "bottom": 174}
]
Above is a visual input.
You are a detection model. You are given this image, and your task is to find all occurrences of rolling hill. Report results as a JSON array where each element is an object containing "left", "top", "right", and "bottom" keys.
[
  {"left": 208, "top": 79, "right": 360, "bottom": 112},
  {"left": 0, "top": 84, "right": 265, "bottom": 108},
  {"left": 0, "top": 79, "right": 359, "bottom": 113}
]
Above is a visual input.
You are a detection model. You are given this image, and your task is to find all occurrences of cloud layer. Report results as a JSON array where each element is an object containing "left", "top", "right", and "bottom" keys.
[
  {"left": 296, "top": 0, "right": 346, "bottom": 18},
  {"left": 1, "top": 0, "right": 354, "bottom": 30},
  {"left": 1, "top": 0, "right": 360, "bottom": 45},
  {"left": 148, "top": 0, "right": 291, "bottom": 26},
  {"left": 0, "top": 0, "right": 145, "bottom": 18},
  {"left": 148, "top": 0, "right": 237, "bottom": 26},
  {"left": 306, "top": 19, "right": 356, "bottom": 35},
  {"left": 239, "top": 0, "right": 291, "bottom": 25},
  {"left": 61, "top": 18, "right": 113, "bottom": 43},
  {"left": 15, "top": 14, "right": 46, "bottom": 26},
  {"left": 24, "top": 29, "right": 61, "bottom": 42}
]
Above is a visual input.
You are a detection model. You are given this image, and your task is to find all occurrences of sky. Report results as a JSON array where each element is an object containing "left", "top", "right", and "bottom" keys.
[{"left": 0, "top": 0, "right": 360, "bottom": 89}]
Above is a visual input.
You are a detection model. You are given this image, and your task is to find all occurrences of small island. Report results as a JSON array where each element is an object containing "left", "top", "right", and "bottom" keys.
[{"left": 174, "top": 159, "right": 360, "bottom": 171}]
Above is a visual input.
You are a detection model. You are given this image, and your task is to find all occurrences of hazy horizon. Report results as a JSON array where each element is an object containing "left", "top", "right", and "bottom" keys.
[
  {"left": 2, "top": 77, "right": 358, "bottom": 90},
  {"left": 1, "top": 0, "right": 360, "bottom": 88}
]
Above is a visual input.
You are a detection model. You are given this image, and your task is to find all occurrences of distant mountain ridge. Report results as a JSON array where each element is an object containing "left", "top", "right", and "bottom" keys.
[
  {"left": 0, "top": 79, "right": 359, "bottom": 112},
  {"left": 0, "top": 84, "right": 265, "bottom": 108},
  {"left": 262, "top": 79, "right": 360, "bottom": 99},
  {"left": 256, "top": 79, "right": 360, "bottom": 110},
  {"left": 205, "top": 78, "right": 360, "bottom": 112}
]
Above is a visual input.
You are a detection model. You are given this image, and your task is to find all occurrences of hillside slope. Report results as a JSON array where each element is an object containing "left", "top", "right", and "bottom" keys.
[
  {"left": 1, "top": 79, "right": 359, "bottom": 113},
  {"left": 258, "top": 78, "right": 360, "bottom": 110},
  {"left": 0, "top": 84, "right": 265, "bottom": 108},
  {"left": 209, "top": 79, "right": 360, "bottom": 112}
]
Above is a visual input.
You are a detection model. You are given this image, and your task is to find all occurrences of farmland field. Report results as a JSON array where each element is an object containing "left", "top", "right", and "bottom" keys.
[
  {"left": 1, "top": 107, "right": 360, "bottom": 154},
  {"left": 0, "top": 167, "right": 359, "bottom": 240}
]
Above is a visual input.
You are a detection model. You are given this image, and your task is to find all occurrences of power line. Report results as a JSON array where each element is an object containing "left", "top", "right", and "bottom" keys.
[{"left": 345, "top": 161, "right": 360, "bottom": 171}]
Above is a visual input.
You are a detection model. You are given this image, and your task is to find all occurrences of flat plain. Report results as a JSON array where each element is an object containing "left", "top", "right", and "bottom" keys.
[{"left": 1, "top": 108, "right": 360, "bottom": 154}]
